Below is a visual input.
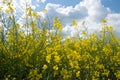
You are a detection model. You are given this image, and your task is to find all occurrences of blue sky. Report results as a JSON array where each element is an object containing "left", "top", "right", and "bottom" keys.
[
  {"left": 44, "top": 0, "right": 80, "bottom": 6},
  {"left": 35, "top": 0, "right": 120, "bottom": 13},
  {"left": 101, "top": 0, "right": 120, "bottom": 13}
]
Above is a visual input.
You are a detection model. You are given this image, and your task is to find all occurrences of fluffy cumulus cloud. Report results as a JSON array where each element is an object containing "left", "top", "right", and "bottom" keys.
[
  {"left": 45, "top": 3, "right": 88, "bottom": 25},
  {"left": 106, "top": 13, "right": 120, "bottom": 29},
  {"left": 106, "top": 13, "right": 120, "bottom": 36},
  {"left": 43, "top": 0, "right": 120, "bottom": 37},
  {"left": 37, "top": 0, "right": 46, "bottom": 3},
  {"left": 16, "top": 0, "right": 45, "bottom": 13},
  {"left": 79, "top": 0, "right": 108, "bottom": 22}
]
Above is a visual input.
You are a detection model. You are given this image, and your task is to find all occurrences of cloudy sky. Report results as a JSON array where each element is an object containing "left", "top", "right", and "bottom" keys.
[
  {"left": 1, "top": 0, "right": 120, "bottom": 37},
  {"left": 36, "top": 0, "right": 120, "bottom": 37}
]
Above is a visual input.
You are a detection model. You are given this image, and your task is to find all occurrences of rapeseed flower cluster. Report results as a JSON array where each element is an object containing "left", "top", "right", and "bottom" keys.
[{"left": 0, "top": 1, "right": 120, "bottom": 80}]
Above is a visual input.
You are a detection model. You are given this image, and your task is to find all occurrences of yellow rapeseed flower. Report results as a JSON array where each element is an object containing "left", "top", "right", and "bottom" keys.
[
  {"left": 26, "top": 7, "right": 32, "bottom": 17},
  {"left": 101, "top": 19, "right": 107, "bottom": 23},
  {"left": 32, "top": 12, "right": 39, "bottom": 18},
  {"left": 2, "top": 0, "right": 6, "bottom": 4},
  {"left": 82, "top": 30, "right": 87, "bottom": 35},
  {"left": 6, "top": 6, "right": 14, "bottom": 13},
  {"left": 102, "top": 69, "right": 109, "bottom": 77},
  {"left": 54, "top": 22, "right": 62, "bottom": 30},
  {"left": 72, "top": 20, "right": 77, "bottom": 26},
  {"left": 76, "top": 71, "right": 80, "bottom": 77},
  {"left": 30, "top": 22, "right": 35, "bottom": 27},
  {"left": 42, "top": 9, "right": 47, "bottom": 13},
  {"left": 46, "top": 55, "right": 51, "bottom": 63},
  {"left": 0, "top": 6, "right": 3, "bottom": 10},
  {"left": 53, "top": 65, "right": 58, "bottom": 71},
  {"left": 54, "top": 55, "right": 61, "bottom": 63},
  {"left": 115, "top": 70, "right": 120, "bottom": 79},
  {"left": 43, "top": 64, "right": 48, "bottom": 70},
  {"left": 94, "top": 71, "right": 99, "bottom": 77},
  {"left": 54, "top": 17, "right": 60, "bottom": 22},
  {"left": 82, "top": 21, "right": 85, "bottom": 26}
]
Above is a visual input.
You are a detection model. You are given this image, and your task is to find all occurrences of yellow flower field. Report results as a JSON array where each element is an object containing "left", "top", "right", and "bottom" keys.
[{"left": 0, "top": 0, "right": 120, "bottom": 80}]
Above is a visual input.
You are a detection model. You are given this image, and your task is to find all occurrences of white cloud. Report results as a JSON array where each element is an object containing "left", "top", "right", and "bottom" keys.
[
  {"left": 43, "top": 0, "right": 120, "bottom": 37},
  {"left": 37, "top": 0, "right": 46, "bottom": 3},
  {"left": 19, "top": 0, "right": 32, "bottom": 9},
  {"left": 61, "top": 25, "right": 74, "bottom": 38},
  {"left": 106, "top": 13, "right": 120, "bottom": 30},
  {"left": 14, "top": 0, "right": 120, "bottom": 37},
  {"left": 79, "top": 0, "right": 108, "bottom": 22},
  {"left": 45, "top": 3, "right": 88, "bottom": 25}
]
